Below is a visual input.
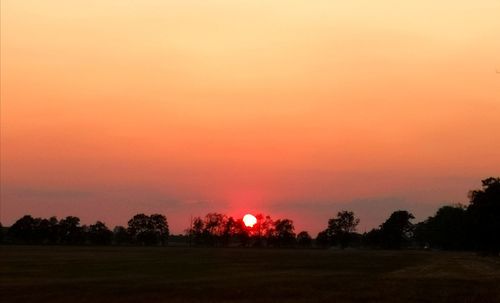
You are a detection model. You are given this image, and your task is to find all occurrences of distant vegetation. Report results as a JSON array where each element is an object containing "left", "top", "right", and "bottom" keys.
[
  {"left": 1, "top": 177, "right": 499, "bottom": 255},
  {"left": 2, "top": 213, "right": 169, "bottom": 247},
  {"left": 186, "top": 214, "right": 298, "bottom": 247}
]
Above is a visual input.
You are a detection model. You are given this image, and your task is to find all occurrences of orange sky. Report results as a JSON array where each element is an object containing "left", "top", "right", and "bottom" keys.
[{"left": 1, "top": 0, "right": 499, "bottom": 234}]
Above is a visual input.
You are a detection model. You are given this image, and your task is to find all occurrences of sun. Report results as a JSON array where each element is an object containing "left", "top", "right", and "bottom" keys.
[{"left": 243, "top": 214, "right": 257, "bottom": 228}]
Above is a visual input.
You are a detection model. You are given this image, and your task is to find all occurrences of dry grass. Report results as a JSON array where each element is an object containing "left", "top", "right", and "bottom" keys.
[{"left": 1, "top": 246, "right": 500, "bottom": 303}]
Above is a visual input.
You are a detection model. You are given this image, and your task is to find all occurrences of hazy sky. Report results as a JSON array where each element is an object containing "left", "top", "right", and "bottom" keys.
[{"left": 1, "top": 0, "right": 499, "bottom": 234}]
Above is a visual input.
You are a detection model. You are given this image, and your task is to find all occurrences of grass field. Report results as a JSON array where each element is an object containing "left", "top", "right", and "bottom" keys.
[{"left": 1, "top": 246, "right": 500, "bottom": 303}]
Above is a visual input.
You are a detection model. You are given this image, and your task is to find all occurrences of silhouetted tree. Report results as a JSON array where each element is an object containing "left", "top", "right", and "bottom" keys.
[
  {"left": 273, "top": 219, "right": 296, "bottom": 247},
  {"left": 222, "top": 216, "right": 236, "bottom": 246},
  {"left": 414, "top": 205, "right": 470, "bottom": 250},
  {"left": 33, "top": 218, "right": 52, "bottom": 244},
  {"left": 203, "top": 213, "right": 227, "bottom": 246},
  {"left": 188, "top": 217, "right": 205, "bottom": 245},
  {"left": 233, "top": 218, "right": 250, "bottom": 247},
  {"left": 327, "top": 211, "right": 360, "bottom": 248},
  {"left": 59, "top": 216, "right": 85, "bottom": 245},
  {"left": 260, "top": 215, "right": 275, "bottom": 247},
  {"left": 128, "top": 214, "right": 155, "bottom": 245},
  {"left": 45, "top": 217, "right": 60, "bottom": 244},
  {"left": 113, "top": 226, "right": 131, "bottom": 245},
  {"left": 413, "top": 221, "right": 427, "bottom": 244},
  {"left": 127, "top": 213, "right": 169, "bottom": 246},
  {"left": 315, "top": 230, "right": 329, "bottom": 248},
  {"left": 88, "top": 221, "right": 113, "bottom": 245},
  {"left": 378, "top": 210, "right": 414, "bottom": 249},
  {"left": 467, "top": 177, "right": 500, "bottom": 254},
  {"left": 249, "top": 214, "right": 274, "bottom": 247},
  {"left": 186, "top": 213, "right": 247, "bottom": 247},
  {"left": 150, "top": 214, "right": 169, "bottom": 245},
  {"left": 296, "top": 231, "right": 312, "bottom": 248},
  {"left": 362, "top": 228, "right": 380, "bottom": 248},
  {"left": 0, "top": 222, "right": 3, "bottom": 244},
  {"left": 348, "top": 232, "right": 364, "bottom": 247},
  {"left": 8, "top": 215, "right": 38, "bottom": 244}
]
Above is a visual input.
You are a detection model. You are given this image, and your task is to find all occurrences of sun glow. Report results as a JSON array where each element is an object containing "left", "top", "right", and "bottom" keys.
[
  {"left": 243, "top": 214, "right": 257, "bottom": 228},
  {"left": 1, "top": 0, "right": 499, "bottom": 234}
]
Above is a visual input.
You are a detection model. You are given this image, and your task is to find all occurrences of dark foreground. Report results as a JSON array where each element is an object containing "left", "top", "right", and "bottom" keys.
[{"left": 1, "top": 246, "right": 500, "bottom": 303}]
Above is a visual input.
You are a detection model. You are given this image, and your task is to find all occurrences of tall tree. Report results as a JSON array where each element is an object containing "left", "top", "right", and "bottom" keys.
[
  {"left": 46, "top": 217, "right": 60, "bottom": 244},
  {"left": 273, "top": 219, "right": 296, "bottom": 247},
  {"left": 128, "top": 214, "right": 159, "bottom": 245},
  {"left": 414, "top": 205, "right": 470, "bottom": 250},
  {"left": 113, "top": 226, "right": 131, "bottom": 245},
  {"left": 233, "top": 218, "right": 250, "bottom": 247},
  {"left": 203, "top": 213, "right": 227, "bottom": 246},
  {"left": 34, "top": 218, "right": 52, "bottom": 244},
  {"left": 188, "top": 217, "right": 205, "bottom": 245},
  {"left": 467, "top": 177, "right": 500, "bottom": 254},
  {"left": 379, "top": 210, "right": 414, "bottom": 249},
  {"left": 8, "top": 215, "right": 38, "bottom": 244},
  {"left": 296, "top": 231, "right": 312, "bottom": 248},
  {"left": 251, "top": 214, "right": 274, "bottom": 247},
  {"left": 315, "top": 230, "right": 329, "bottom": 248},
  {"left": 222, "top": 216, "right": 236, "bottom": 246},
  {"left": 327, "top": 211, "right": 360, "bottom": 248},
  {"left": 88, "top": 221, "right": 113, "bottom": 245},
  {"left": 363, "top": 228, "right": 382, "bottom": 248},
  {"left": 59, "top": 216, "right": 85, "bottom": 245},
  {"left": 150, "top": 214, "right": 169, "bottom": 245}
]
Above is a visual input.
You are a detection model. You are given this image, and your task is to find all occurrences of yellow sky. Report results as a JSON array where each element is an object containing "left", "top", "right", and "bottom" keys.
[{"left": 1, "top": 0, "right": 499, "bottom": 233}]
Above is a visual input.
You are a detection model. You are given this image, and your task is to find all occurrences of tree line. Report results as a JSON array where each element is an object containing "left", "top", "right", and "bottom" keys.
[
  {"left": 319, "top": 177, "right": 500, "bottom": 255},
  {"left": 187, "top": 213, "right": 304, "bottom": 247},
  {"left": 0, "top": 177, "right": 499, "bottom": 254},
  {"left": 0, "top": 213, "right": 168, "bottom": 246}
]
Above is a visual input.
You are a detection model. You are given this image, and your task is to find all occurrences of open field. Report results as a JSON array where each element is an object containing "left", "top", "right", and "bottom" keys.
[{"left": 1, "top": 246, "right": 500, "bottom": 303}]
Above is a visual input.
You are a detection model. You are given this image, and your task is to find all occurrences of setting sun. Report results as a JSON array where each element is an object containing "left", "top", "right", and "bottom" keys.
[
  {"left": 1, "top": 1, "right": 500, "bottom": 302},
  {"left": 243, "top": 214, "right": 257, "bottom": 228}
]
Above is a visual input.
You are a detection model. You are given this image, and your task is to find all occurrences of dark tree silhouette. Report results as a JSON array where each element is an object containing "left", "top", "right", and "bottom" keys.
[
  {"left": 128, "top": 214, "right": 156, "bottom": 245},
  {"left": 251, "top": 214, "right": 265, "bottom": 247},
  {"left": 259, "top": 215, "right": 275, "bottom": 247},
  {"left": 249, "top": 214, "right": 274, "bottom": 247},
  {"left": 0, "top": 222, "right": 3, "bottom": 244},
  {"left": 184, "top": 213, "right": 309, "bottom": 248},
  {"left": 16, "top": 182, "right": 500, "bottom": 253},
  {"left": 272, "top": 219, "right": 296, "bottom": 247},
  {"left": 264, "top": 217, "right": 275, "bottom": 239},
  {"left": 88, "top": 221, "right": 113, "bottom": 245},
  {"left": 59, "top": 216, "right": 85, "bottom": 245},
  {"left": 414, "top": 205, "right": 470, "bottom": 250},
  {"left": 186, "top": 214, "right": 291, "bottom": 248},
  {"left": 33, "top": 218, "right": 52, "bottom": 244},
  {"left": 45, "top": 216, "right": 60, "bottom": 244},
  {"left": 363, "top": 228, "right": 381, "bottom": 248},
  {"left": 379, "top": 210, "right": 414, "bottom": 249},
  {"left": 8, "top": 215, "right": 38, "bottom": 244},
  {"left": 233, "top": 218, "right": 250, "bottom": 247},
  {"left": 150, "top": 214, "right": 169, "bottom": 245},
  {"left": 315, "top": 230, "right": 329, "bottom": 248},
  {"left": 113, "top": 226, "right": 131, "bottom": 245},
  {"left": 127, "top": 213, "right": 169, "bottom": 246},
  {"left": 188, "top": 216, "right": 205, "bottom": 245},
  {"left": 467, "top": 177, "right": 500, "bottom": 254},
  {"left": 203, "top": 213, "right": 227, "bottom": 246},
  {"left": 327, "top": 211, "right": 360, "bottom": 248},
  {"left": 296, "top": 231, "right": 312, "bottom": 248},
  {"left": 222, "top": 216, "right": 236, "bottom": 246}
]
